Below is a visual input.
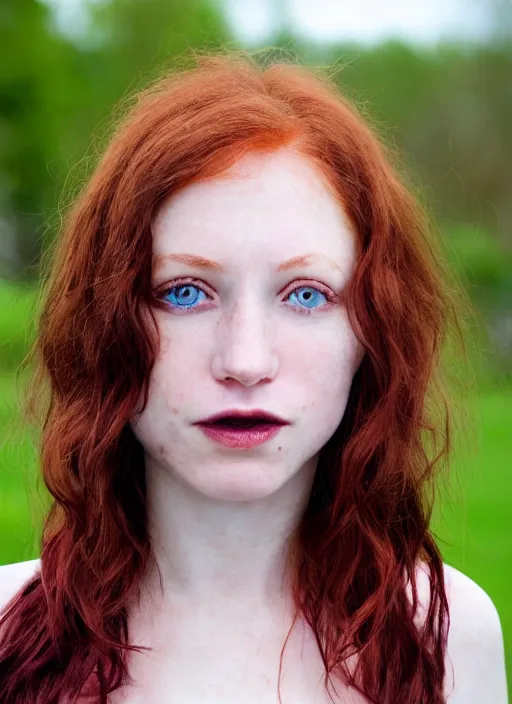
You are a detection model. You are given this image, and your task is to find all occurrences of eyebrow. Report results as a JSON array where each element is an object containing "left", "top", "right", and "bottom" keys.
[{"left": 154, "top": 252, "right": 343, "bottom": 274}]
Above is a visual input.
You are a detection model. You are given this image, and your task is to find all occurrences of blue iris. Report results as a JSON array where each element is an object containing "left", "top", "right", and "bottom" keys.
[
  {"left": 165, "top": 284, "right": 207, "bottom": 308},
  {"left": 287, "top": 286, "right": 327, "bottom": 309},
  {"left": 165, "top": 284, "right": 327, "bottom": 310}
]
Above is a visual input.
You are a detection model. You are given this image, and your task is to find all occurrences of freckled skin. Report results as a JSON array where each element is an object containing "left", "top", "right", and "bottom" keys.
[
  {"left": 120, "top": 147, "right": 367, "bottom": 703},
  {"left": 130, "top": 147, "right": 364, "bottom": 505}
]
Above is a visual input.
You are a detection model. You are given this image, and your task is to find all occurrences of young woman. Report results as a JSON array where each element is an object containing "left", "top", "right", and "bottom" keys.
[{"left": 0, "top": 51, "right": 507, "bottom": 704}]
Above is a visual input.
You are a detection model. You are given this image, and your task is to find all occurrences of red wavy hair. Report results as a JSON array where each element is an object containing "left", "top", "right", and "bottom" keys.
[{"left": 0, "top": 49, "right": 473, "bottom": 703}]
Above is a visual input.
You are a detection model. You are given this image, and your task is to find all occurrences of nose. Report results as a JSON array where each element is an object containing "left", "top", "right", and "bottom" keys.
[{"left": 211, "top": 298, "right": 279, "bottom": 387}]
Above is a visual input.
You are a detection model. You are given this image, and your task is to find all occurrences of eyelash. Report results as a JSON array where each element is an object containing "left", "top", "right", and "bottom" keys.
[{"left": 158, "top": 277, "right": 338, "bottom": 315}]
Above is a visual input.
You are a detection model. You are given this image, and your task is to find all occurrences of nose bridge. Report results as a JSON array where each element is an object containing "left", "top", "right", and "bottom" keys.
[{"left": 212, "top": 292, "right": 278, "bottom": 386}]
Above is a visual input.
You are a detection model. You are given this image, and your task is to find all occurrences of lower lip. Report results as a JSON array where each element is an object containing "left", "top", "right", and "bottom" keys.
[{"left": 196, "top": 423, "right": 285, "bottom": 448}]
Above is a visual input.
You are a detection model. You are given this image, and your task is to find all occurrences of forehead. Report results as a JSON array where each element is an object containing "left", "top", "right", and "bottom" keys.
[{"left": 152, "top": 148, "right": 357, "bottom": 272}]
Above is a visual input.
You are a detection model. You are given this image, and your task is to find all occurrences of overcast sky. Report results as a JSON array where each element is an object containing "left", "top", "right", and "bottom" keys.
[
  {"left": 44, "top": 0, "right": 493, "bottom": 45},
  {"left": 223, "top": 0, "right": 491, "bottom": 45}
]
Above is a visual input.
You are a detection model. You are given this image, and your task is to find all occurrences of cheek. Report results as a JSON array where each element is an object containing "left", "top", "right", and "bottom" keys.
[
  {"left": 155, "top": 321, "right": 205, "bottom": 383},
  {"left": 291, "top": 322, "right": 362, "bottom": 427},
  {"left": 152, "top": 326, "right": 194, "bottom": 402},
  {"left": 130, "top": 318, "right": 206, "bottom": 440},
  {"left": 129, "top": 355, "right": 183, "bottom": 448},
  {"left": 291, "top": 316, "right": 362, "bottom": 388}
]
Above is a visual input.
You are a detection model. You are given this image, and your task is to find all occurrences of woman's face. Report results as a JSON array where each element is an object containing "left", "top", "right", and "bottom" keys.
[{"left": 130, "top": 147, "right": 365, "bottom": 502}]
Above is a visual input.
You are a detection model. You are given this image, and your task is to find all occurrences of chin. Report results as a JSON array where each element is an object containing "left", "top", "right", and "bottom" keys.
[{"left": 186, "top": 467, "right": 297, "bottom": 503}]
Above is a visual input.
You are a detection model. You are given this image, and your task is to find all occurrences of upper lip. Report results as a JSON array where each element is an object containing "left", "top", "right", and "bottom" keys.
[{"left": 194, "top": 409, "right": 290, "bottom": 425}]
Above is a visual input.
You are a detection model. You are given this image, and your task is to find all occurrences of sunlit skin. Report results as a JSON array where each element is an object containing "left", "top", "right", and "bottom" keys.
[{"left": 118, "top": 147, "right": 367, "bottom": 701}]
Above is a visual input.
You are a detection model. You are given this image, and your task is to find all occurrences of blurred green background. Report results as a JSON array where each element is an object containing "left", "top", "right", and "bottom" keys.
[{"left": 1, "top": 0, "right": 510, "bottom": 691}]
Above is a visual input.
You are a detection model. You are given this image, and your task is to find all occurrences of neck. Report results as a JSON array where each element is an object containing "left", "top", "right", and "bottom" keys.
[{"left": 140, "top": 455, "right": 318, "bottom": 611}]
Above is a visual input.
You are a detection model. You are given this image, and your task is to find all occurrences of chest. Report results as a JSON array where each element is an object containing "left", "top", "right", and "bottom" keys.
[{"left": 107, "top": 613, "right": 367, "bottom": 704}]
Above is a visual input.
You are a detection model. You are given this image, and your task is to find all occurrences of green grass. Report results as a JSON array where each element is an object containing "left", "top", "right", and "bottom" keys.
[{"left": 431, "top": 388, "right": 511, "bottom": 686}]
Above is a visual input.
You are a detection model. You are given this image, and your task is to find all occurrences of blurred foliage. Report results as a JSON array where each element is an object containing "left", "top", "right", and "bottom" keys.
[
  {"left": 1, "top": 1, "right": 511, "bottom": 272},
  {"left": 330, "top": 42, "right": 512, "bottom": 247},
  {"left": 0, "top": 0, "right": 510, "bottom": 372},
  {"left": 0, "top": 0, "right": 231, "bottom": 279}
]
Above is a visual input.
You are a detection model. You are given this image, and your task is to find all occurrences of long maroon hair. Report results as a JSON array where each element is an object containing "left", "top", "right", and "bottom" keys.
[{"left": 0, "top": 49, "right": 474, "bottom": 703}]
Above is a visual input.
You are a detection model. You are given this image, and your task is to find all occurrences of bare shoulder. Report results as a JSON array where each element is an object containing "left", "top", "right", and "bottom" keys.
[
  {"left": 415, "top": 561, "right": 508, "bottom": 703},
  {"left": 0, "top": 558, "right": 41, "bottom": 612}
]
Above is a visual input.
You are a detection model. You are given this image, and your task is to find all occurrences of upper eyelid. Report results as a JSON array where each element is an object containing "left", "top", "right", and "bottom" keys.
[
  {"left": 157, "top": 278, "right": 339, "bottom": 315},
  {"left": 159, "top": 276, "right": 334, "bottom": 296}
]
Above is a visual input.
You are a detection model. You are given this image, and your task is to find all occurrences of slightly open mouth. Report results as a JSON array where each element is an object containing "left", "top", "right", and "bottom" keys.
[
  {"left": 207, "top": 418, "right": 277, "bottom": 428},
  {"left": 197, "top": 417, "right": 284, "bottom": 447}
]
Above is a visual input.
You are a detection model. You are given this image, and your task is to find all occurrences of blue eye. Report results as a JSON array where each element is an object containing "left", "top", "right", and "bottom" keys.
[
  {"left": 162, "top": 281, "right": 331, "bottom": 312},
  {"left": 164, "top": 283, "right": 207, "bottom": 309},
  {"left": 287, "top": 286, "right": 328, "bottom": 310}
]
